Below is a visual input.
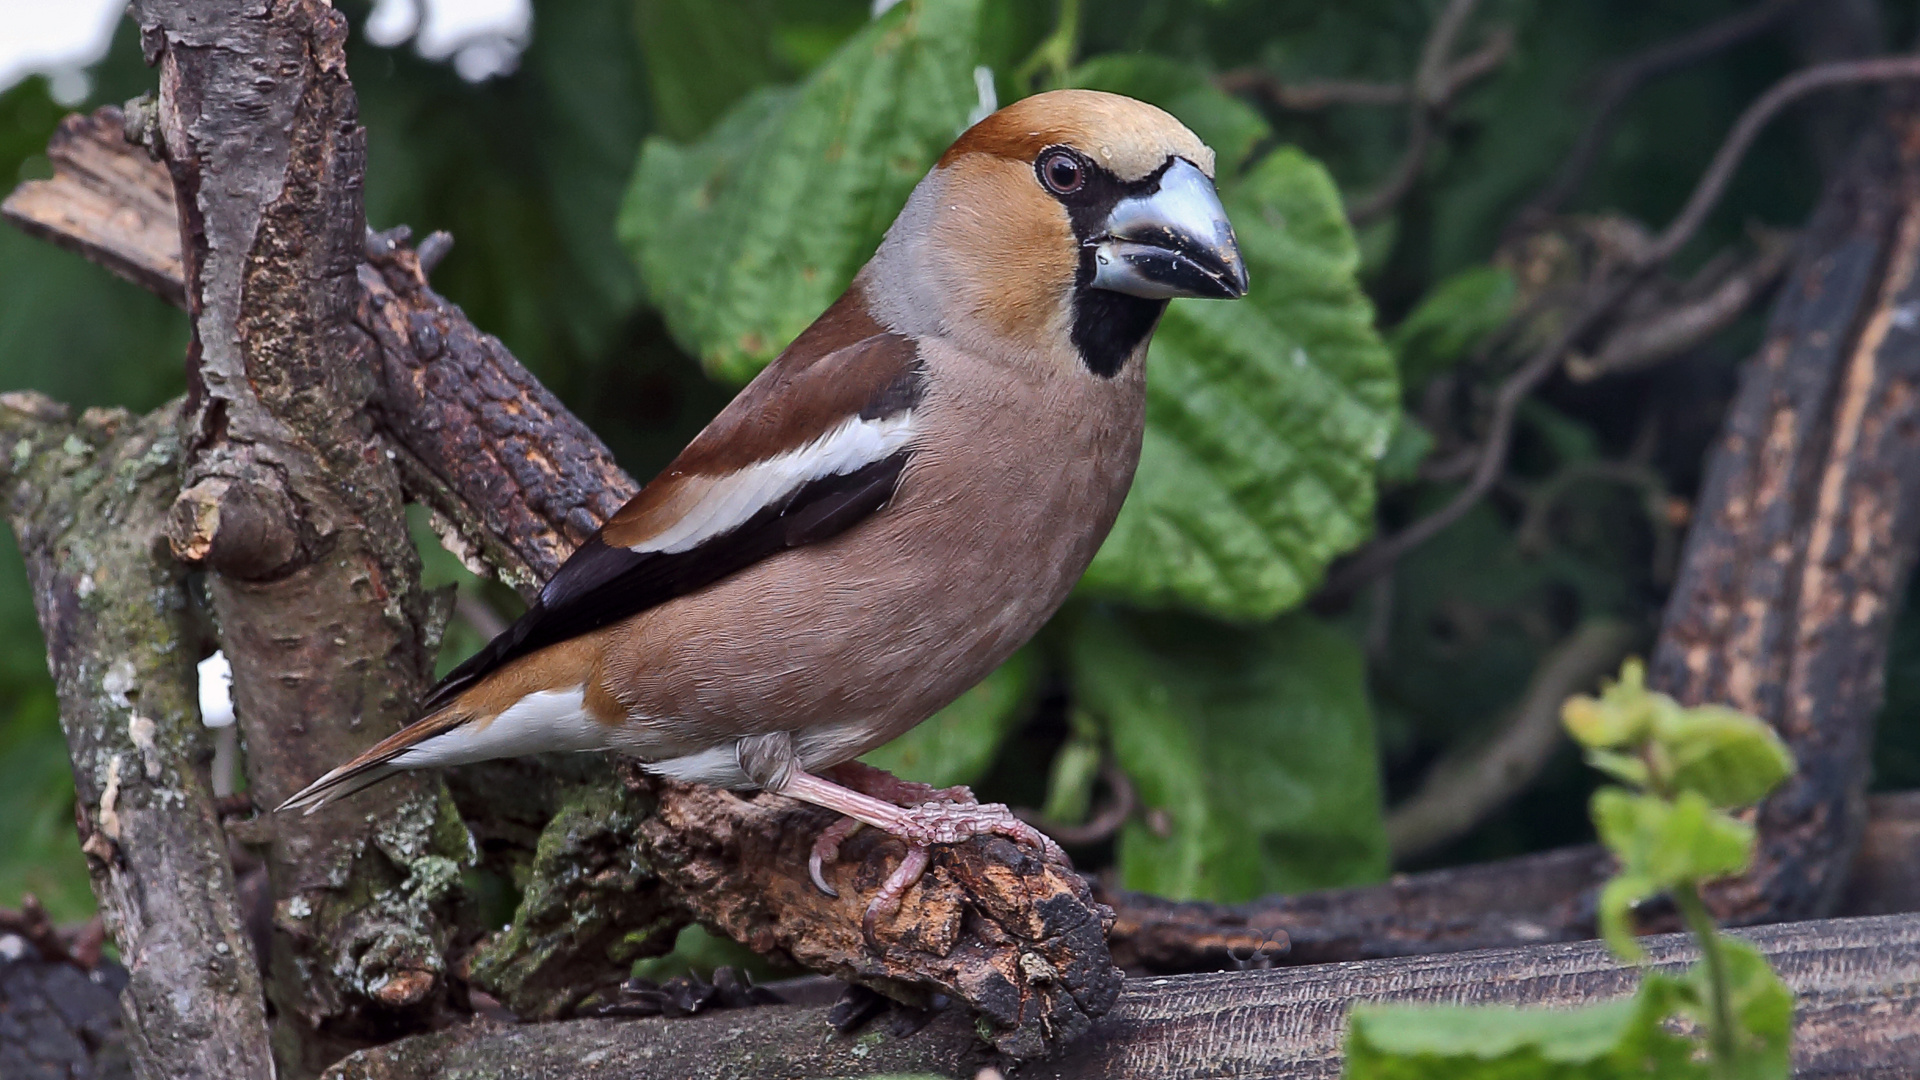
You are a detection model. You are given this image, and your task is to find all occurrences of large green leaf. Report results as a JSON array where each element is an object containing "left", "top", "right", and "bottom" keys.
[
  {"left": 862, "top": 647, "right": 1039, "bottom": 789},
  {"left": 620, "top": 0, "right": 985, "bottom": 383},
  {"left": 1079, "top": 147, "right": 1399, "bottom": 619},
  {"left": 1068, "top": 608, "right": 1388, "bottom": 901},
  {"left": 1345, "top": 990, "right": 1704, "bottom": 1080}
]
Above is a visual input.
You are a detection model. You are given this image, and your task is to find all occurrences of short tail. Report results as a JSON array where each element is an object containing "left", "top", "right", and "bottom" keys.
[{"left": 275, "top": 710, "right": 469, "bottom": 815}]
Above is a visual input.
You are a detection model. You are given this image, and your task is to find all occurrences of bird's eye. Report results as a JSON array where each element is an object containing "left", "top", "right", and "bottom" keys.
[{"left": 1040, "top": 150, "right": 1084, "bottom": 195}]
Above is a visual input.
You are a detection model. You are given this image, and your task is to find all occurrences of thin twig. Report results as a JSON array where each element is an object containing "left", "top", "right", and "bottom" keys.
[
  {"left": 1321, "top": 273, "right": 1638, "bottom": 599},
  {"left": 1385, "top": 619, "right": 1637, "bottom": 861},
  {"left": 1648, "top": 53, "right": 1920, "bottom": 264},
  {"left": 1348, "top": 0, "right": 1510, "bottom": 225},
  {"left": 1326, "top": 54, "right": 1920, "bottom": 601},
  {"left": 1515, "top": 0, "right": 1810, "bottom": 230},
  {"left": 1214, "top": 72, "right": 1407, "bottom": 111},
  {"left": 1020, "top": 764, "right": 1137, "bottom": 847}
]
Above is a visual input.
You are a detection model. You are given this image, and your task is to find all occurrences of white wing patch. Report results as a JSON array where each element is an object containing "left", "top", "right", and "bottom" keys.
[
  {"left": 631, "top": 411, "right": 916, "bottom": 555},
  {"left": 390, "top": 687, "right": 606, "bottom": 768}
]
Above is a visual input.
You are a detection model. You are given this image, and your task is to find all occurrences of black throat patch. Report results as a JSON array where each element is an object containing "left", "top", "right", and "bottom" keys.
[{"left": 1071, "top": 290, "right": 1166, "bottom": 379}]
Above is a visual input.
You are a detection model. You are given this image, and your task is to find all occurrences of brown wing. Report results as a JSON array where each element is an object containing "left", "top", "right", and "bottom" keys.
[{"left": 419, "top": 324, "right": 925, "bottom": 715}]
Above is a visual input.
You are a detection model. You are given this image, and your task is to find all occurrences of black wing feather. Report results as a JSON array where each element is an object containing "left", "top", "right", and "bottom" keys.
[{"left": 420, "top": 451, "right": 910, "bottom": 714}]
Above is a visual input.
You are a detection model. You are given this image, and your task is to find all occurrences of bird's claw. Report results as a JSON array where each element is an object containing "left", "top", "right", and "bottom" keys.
[
  {"left": 808, "top": 799, "right": 1060, "bottom": 945},
  {"left": 809, "top": 816, "right": 864, "bottom": 897}
]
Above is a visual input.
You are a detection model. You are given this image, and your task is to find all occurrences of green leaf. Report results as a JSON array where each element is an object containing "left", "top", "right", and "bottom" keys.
[
  {"left": 1388, "top": 266, "right": 1516, "bottom": 388},
  {"left": 1594, "top": 788, "right": 1754, "bottom": 885},
  {"left": 1345, "top": 991, "right": 1703, "bottom": 1080},
  {"left": 1039, "top": 730, "right": 1103, "bottom": 825},
  {"left": 620, "top": 0, "right": 985, "bottom": 383},
  {"left": 1596, "top": 873, "right": 1659, "bottom": 962},
  {"left": 1079, "top": 148, "right": 1399, "bottom": 618},
  {"left": 1561, "top": 658, "right": 1658, "bottom": 750},
  {"left": 1583, "top": 748, "right": 1652, "bottom": 790},
  {"left": 1067, "top": 54, "right": 1271, "bottom": 173},
  {"left": 861, "top": 647, "right": 1038, "bottom": 789},
  {"left": 1376, "top": 413, "right": 1434, "bottom": 486},
  {"left": 1690, "top": 939, "right": 1794, "bottom": 1079},
  {"left": 1654, "top": 704, "right": 1795, "bottom": 809},
  {"left": 634, "top": 0, "right": 785, "bottom": 141},
  {"left": 1068, "top": 607, "right": 1387, "bottom": 901}
]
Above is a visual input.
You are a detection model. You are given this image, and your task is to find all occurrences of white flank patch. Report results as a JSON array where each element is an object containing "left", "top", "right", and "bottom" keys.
[
  {"left": 390, "top": 688, "right": 605, "bottom": 768},
  {"left": 632, "top": 411, "right": 915, "bottom": 555}
]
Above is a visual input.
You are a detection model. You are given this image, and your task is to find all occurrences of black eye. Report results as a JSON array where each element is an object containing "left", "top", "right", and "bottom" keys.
[{"left": 1040, "top": 150, "right": 1083, "bottom": 195}]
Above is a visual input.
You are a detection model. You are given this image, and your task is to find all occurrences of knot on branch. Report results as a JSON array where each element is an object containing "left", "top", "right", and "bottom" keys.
[
  {"left": 167, "top": 472, "right": 302, "bottom": 579},
  {"left": 626, "top": 767, "right": 1122, "bottom": 1060}
]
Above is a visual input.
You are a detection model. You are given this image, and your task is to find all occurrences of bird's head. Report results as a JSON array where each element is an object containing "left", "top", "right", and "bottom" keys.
[{"left": 861, "top": 89, "right": 1248, "bottom": 377}]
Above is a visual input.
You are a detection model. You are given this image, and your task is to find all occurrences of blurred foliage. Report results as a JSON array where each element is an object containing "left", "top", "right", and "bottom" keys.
[
  {"left": 2, "top": 0, "right": 1917, "bottom": 927},
  {"left": 1347, "top": 662, "right": 1795, "bottom": 1079}
]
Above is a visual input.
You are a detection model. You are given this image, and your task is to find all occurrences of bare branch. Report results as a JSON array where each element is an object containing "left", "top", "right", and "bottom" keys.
[
  {"left": 0, "top": 108, "right": 184, "bottom": 307},
  {"left": 1214, "top": 72, "right": 1407, "bottom": 111},
  {"left": 1516, "top": 0, "right": 1810, "bottom": 228},
  {"left": 2, "top": 398, "right": 275, "bottom": 1080},
  {"left": 1347, "top": 0, "right": 1513, "bottom": 224},
  {"left": 1649, "top": 53, "right": 1920, "bottom": 264}
]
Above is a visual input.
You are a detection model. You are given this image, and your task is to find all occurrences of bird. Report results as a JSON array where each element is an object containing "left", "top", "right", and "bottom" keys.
[{"left": 280, "top": 89, "right": 1248, "bottom": 931}]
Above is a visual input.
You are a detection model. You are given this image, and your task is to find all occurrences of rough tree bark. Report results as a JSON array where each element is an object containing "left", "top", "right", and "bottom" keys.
[
  {"left": 132, "top": 2, "right": 473, "bottom": 1073},
  {"left": 326, "top": 913, "right": 1920, "bottom": 1079},
  {"left": 0, "top": 396, "right": 273, "bottom": 1080}
]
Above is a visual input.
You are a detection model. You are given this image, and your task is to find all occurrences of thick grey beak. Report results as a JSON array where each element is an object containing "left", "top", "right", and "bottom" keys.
[{"left": 1089, "top": 158, "right": 1248, "bottom": 301}]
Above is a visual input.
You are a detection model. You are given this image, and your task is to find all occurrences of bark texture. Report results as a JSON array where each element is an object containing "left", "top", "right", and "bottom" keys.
[
  {"left": 0, "top": 396, "right": 274, "bottom": 1080},
  {"left": 133, "top": 1, "right": 471, "bottom": 1071},
  {"left": 1651, "top": 90, "right": 1920, "bottom": 924},
  {"left": 327, "top": 912, "right": 1920, "bottom": 1079}
]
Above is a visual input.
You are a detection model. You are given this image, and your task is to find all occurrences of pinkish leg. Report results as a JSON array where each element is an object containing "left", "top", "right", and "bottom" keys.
[
  {"left": 862, "top": 845, "right": 930, "bottom": 943},
  {"left": 822, "top": 760, "right": 975, "bottom": 807},
  {"left": 779, "top": 767, "right": 1064, "bottom": 931}
]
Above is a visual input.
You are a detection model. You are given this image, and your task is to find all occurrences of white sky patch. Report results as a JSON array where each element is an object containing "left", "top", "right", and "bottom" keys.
[
  {"left": 198, "top": 651, "right": 235, "bottom": 729},
  {"left": 0, "top": 0, "right": 121, "bottom": 104},
  {"left": 367, "top": 0, "right": 532, "bottom": 82},
  {"left": 0, "top": 0, "right": 533, "bottom": 99}
]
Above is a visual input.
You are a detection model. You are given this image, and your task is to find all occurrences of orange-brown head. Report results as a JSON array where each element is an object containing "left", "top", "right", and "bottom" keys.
[{"left": 861, "top": 89, "right": 1247, "bottom": 377}]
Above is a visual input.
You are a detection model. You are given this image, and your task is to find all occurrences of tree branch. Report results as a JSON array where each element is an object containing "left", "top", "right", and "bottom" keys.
[
  {"left": 1, "top": 395, "right": 275, "bottom": 1080},
  {"left": 0, "top": 107, "right": 184, "bottom": 307},
  {"left": 325, "top": 913, "right": 1920, "bottom": 1079},
  {"left": 133, "top": 1, "right": 471, "bottom": 1070},
  {"left": 1515, "top": 0, "right": 1810, "bottom": 229}
]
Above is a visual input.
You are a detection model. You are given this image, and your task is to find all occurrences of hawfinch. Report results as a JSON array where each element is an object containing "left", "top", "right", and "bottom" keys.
[{"left": 283, "top": 89, "right": 1248, "bottom": 926}]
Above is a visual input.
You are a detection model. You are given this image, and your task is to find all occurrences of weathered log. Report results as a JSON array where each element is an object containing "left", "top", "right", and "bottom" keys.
[
  {"left": 0, "top": 395, "right": 274, "bottom": 1080},
  {"left": 326, "top": 911, "right": 1920, "bottom": 1079},
  {"left": 1651, "top": 88, "right": 1920, "bottom": 924},
  {"left": 132, "top": 0, "right": 471, "bottom": 1071}
]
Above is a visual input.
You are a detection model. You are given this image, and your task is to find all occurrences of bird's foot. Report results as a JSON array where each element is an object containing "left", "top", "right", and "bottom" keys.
[
  {"left": 850, "top": 799, "right": 1060, "bottom": 943},
  {"left": 806, "top": 762, "right": 973, "bottom": 897},
  {"left": 779, "top": 767, "right": 1060, "bottom": 944}
]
